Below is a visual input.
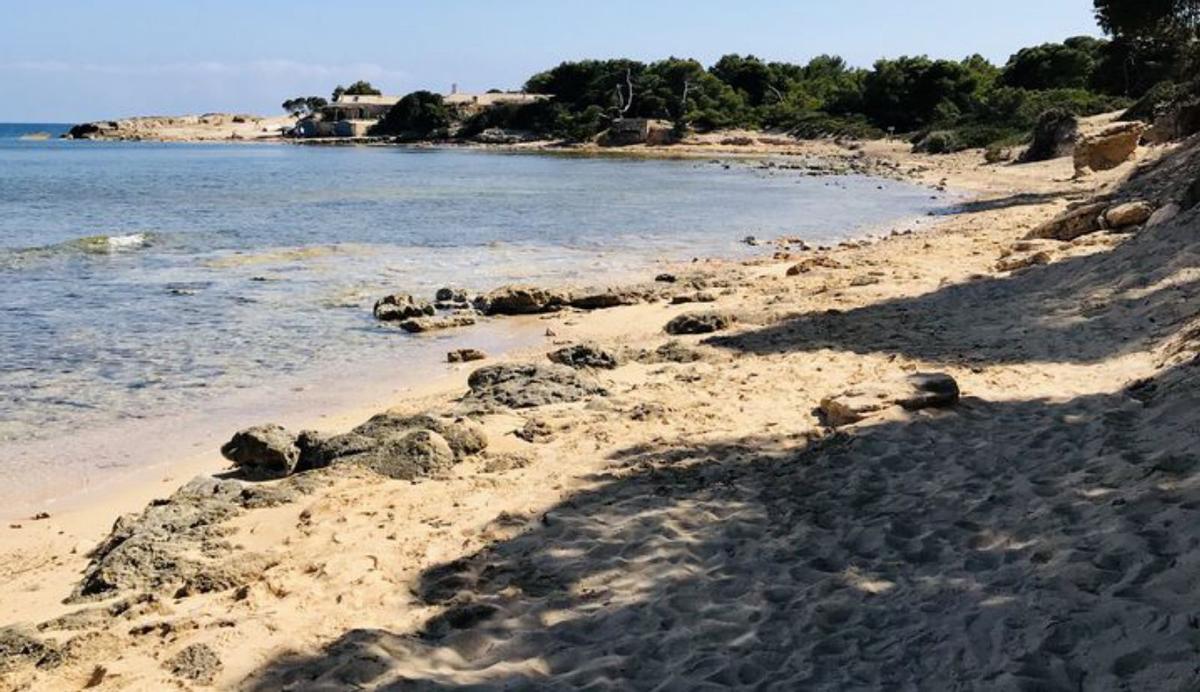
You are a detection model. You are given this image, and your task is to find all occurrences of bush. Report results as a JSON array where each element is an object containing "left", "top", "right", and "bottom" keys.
[
  {"left": 374, "top": 91, "right": 452, "bottom": 138},
  {"left": 913, "top": 130, "right": 962, "bottom": 154}
]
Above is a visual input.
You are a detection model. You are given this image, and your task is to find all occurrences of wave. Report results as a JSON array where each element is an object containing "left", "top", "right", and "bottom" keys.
[{"left": 0, "top": 232, "right": 159, "bottom": 269}]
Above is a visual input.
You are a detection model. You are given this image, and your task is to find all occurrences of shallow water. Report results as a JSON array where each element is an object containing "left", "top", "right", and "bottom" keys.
[{"left": 0, "top": 124, "right": 953, "bottom": 512}]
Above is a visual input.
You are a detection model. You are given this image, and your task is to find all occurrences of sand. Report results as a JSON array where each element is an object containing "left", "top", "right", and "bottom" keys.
[{"left": 3, "top": 121, "right": 1199, "bottom": 690}]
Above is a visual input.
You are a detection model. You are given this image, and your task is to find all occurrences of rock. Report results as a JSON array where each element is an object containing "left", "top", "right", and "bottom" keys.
[
  {"left": 436, "top": 287, "right": 469, "bottom": 303},
  {"left": 548, "top": 343, "right": 619, "bottom": 370},
  {"left": 362, "top": 430, "right": 456, "bottom": 479},
  {"left": 1147, "top": 203, "right": 1182, "bottom": 228},
  {"left": 670, "top": 291, "right": 717, "bottom": 305},
  {"left": 1025, "top": 201, "right": 1109, "bottom": 241},
  {"left": 480, "top": 451, "right": 534, "bottom": 473},
  {"left": 374, "top": 294, "right": 435, "bottom": 322},
  {"left": 1104, "top": 201, "right": 1154, "bottom": 229},
  {"left": 1073, "top": 122, "right": 1144, "bottom": 175},
  {"left": 995, "top": 251, "right": 1051, "bottom": 273},
  {"left": 448, "top": 348, "right": 487, "bottom": 363},
  {"left": 399, "top": 315, "right": 477, "bottom": 333},
  {"left": 819, "top": 372, "right": 960, "bottom": 427},
  {"left": 164, "top": 643, "right": 222, "bottom": 685},
  {"left": 474, "top": 286, "right": 569, "bottom": 315},
  {"left": 71, "top": 476, "right": 302, "bottom": 602},
  {"left": 220, "top": 424, "right": 300, "bottom": 479},
  {"left": 1020, "top": 109, "right": 1078, "bottom": 163},
  {"left": 786, "top": 256, "right": 844, "bottom": 275},
  {"left": 515, "top": 419, "right": 555, "bottom": 443},
  {"left": 350, "top": 413, "right": 488, "bottom": 459},
  {"left": 0, "top": 627, "right": 61, "bottom": 673},
  {"left": 568, "top": 288, "right": 643, "bottom": 310},
  {"left": 654, "top": 273, "right": 678, "bottom": 283},
  {"left": 465, "top": 363, "right": 607, "bottom": 409},
  {"left": 631, "top": 340, "right": 704, "bottom": 364},
  {"left": 664, "top": 312, "right": 734, "bottom": 335}
]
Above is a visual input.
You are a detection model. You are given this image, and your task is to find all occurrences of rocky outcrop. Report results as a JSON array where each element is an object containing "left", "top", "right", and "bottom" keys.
[
  {"left": 298, "top": 413, "right": 488, "bottom": 474},
  {"left": 464, "top": 363, "right": 607, "bottom": 409},
  {"left": 670, "top": 291, "right": 717, "bottom": 305},
  {"left": 220, "top": 424, "right": 300, "bottom": 479},
  {"left": 819, "top": 373, "right": 960, "bottom": 427},
  {"left": 568, "top": 287, "right": 646, "bottom": 310},
  {"left": 358, "top": 430, "right": 456, "bottom": 479},
  {"left": 548, "top": 343, "right": 620, "bottom": 370},
  {"left": 374, "top": 294, "right": 435, "bottom": 322},
  {"left": 1025, "top": 201, "right": 1109, "bottom": 241},
  {"left": 665, "top": 312, "right": 735, "bottom": 335},
  {"left": 1020, "top": 109, "right": 1079, "bottom": 163},
  {"left": 474, "top": 286, "right": 570, "bottom": 315},
  {"left": 1074, "top": 122, "right": 1144, "bottom": 175},
  {"left": 399, "top": 315, "right": 477, "bottom": 333},
  {"left": 0, "top": 627, "right": 61, "bottom": 673},
  {"left": 448, "top": 348, "right": 487, "bottom": 363}
]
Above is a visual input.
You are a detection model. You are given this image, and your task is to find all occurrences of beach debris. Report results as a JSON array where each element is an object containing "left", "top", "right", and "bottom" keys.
[
  {"left": 1104, "top": 200, "right": 1154, "bottom": 229},
  {"left": 464, "top": 363, "right": 607, "bottom": 409},
  {"left": 548, "top": 343, "right": 620, "bottom": 370},
  {"left": 399, "top": 315, "right": 477, "bottom": 333},
  {"left": 448, "top": 348, "right": 488, "bottom": 363},
  {"left": 664, "top": 312, "right": 735, "bottom": 335},
  {"left": 474, "top": 285, "right": 570, "bottom": 315},
  {"left": 0, "top": 627, "right": 62, "bottom": 673},
  {"left": 1074, "top": 122, "right": 1144, "bottom": 176},
  {"left": 164, "top": 643, "right": 222, "bottom": 685},
  {"left": 819, "top": 372, "right": 960, "bottom": 427},
  {"left": 373, "top": 294, "right": 435, "bottom": 322},
  {"left": 1025, "top": 200, "right": 1109, "bottom": 241},
  {"left": 220, "top": 424, "right": 301, "bottom": 479}
]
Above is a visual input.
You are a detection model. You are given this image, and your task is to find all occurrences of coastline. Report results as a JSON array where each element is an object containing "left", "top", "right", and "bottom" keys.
[{"left": 3, "top": 124, "right": 1194, "bottom": 688}]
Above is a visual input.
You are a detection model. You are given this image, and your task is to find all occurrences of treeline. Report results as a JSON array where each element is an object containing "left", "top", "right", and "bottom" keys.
[{"left": 370, "top": 0, "right": 1198, "bottom": 150}]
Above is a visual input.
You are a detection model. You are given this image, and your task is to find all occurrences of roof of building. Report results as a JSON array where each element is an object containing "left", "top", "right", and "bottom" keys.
[
  {"left": 442, "top": 92, "right": 550, "bottom": 107},
  {"left": 331, "top": 94, "right": 403, "bottom": 107}
]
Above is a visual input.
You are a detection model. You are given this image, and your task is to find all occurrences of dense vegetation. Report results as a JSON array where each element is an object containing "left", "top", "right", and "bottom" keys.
[{"left": 361, "top": 1, "right": 1199, "bottom": 151}]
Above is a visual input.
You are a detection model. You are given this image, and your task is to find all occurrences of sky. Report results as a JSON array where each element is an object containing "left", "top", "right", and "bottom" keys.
[{"left": 0, "top": 1, "right": 1104, "bottom": 123}]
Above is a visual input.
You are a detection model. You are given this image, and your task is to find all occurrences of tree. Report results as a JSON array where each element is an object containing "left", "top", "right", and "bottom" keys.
[
  {"left": 1000, "top": 40, "right": 1101, "bottom": 90},
  {"left": 861, "top": 56, "right": 980, "bottom": 131},
  {"left": 332, "top": 80, "right": 382, "bottom": 101},
  {"left": 281, "top": 96, "right": 328, "bottom": 117},
  {"left": 1095, "top": 0, "right": 1200, "bottom": 38},
  {"left": 374, "top": 91, "right": 451, "bottom": 137}
]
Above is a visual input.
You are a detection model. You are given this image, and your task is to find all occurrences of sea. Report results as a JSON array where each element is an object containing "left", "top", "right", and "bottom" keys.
[{"left": 0, "top": 121, "right": 954, "bottom": 513}]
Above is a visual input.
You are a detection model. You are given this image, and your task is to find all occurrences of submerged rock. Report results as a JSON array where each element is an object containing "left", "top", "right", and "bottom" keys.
[
  {"left": 374, "top": 294, "right": 435, "bottom": 322},
  {"left": 464, "top": 363, "right": 607, "bottom": 409},
  {"left": 220, "top": 424, "right": 300, "bottom": 479},
  {"left": 548, "top": 343, "right": 620, "bottom": 370},
  {"left": 664, "top": 312, "right": 735, "bottom": 335}
]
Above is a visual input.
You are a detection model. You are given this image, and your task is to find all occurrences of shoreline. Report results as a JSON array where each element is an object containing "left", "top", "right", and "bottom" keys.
[{"left": 3, "top": 122, "right": 1192, "bottom": 688}]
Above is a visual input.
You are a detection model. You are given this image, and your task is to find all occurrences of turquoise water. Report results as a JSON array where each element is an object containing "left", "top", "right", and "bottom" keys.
[{"left": 0, "top": 125, "right": 953, "bottom": 509}]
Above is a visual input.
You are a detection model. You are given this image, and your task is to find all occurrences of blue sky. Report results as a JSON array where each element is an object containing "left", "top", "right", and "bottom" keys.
[{"left": 1, "top": 1, "right": 1103, "bottom": 122}]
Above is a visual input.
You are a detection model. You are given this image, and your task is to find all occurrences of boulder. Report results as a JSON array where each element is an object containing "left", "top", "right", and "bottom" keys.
[
  {"left": 1104, "top": 201, "right": 1154, "bottom": 229},
  {"left": 350, "top": 413, "right": 488, "bottom": 459},
  {"left": 1147, "top": 203, "right": 1182, "bottom": 228},
  {"left": 447, "top": 348, "right": 487, "bottom": 363},
  {"left": 1020, "top": 109, "right": 1078, "bottom": 163},
  {"left": 465, "top": 363, "right": 607, "bottom": 409},
  {"left": 399, "top": 315, "right": 476, "bottom": 333},
  {"left": 1025, "top": 201, "right": 1109, "bottom": 241},
  {"left": 435, "top": 287, "right": 469, "bottom": 303},
  {"left": 220, "top": 424, "right": 300, "bottom": 478},
  {"left": 1073, "top": 122, "right": 1144, "bottom": 175},
  {"left": 654, "top": 273, "right": 678, "bottom": 283},
  {"left": 664, "top": 312, "right": 734, "bottom": 335},
  {"left": 374, "top": 294, "right": 435, "bottom": 322},
  {"left": 474, "top": 286, "right": 570, "bottom": 315},
  {"left": 819, "top": 372, "right": 960, "bottom": 427},
  {"left": 548, "top": 343, "right": 620, "bottom": 370},
  {"left": 362, "top": 430, "right": 456, "bottom": 479}
]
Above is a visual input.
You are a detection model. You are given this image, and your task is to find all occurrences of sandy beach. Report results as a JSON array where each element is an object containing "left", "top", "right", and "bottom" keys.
[{"left": 2, "top": 119, "right": 1199, "bottom": 691}]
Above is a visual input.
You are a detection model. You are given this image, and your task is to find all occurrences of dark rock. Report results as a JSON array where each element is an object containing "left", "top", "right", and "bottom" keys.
[
  {"left": 448, "top": 348, "right": 488, "bottom": 363},
  {"left": 670, "top": 291, "right": 717, "bottom": 305},
  {"left": 664, "top": 312, "right": 734, "bottom": 335},
  {"left": 220, "top": 424, "right": 300, "bottom": 479},
  {"left": 568, "top": 289, "right": 642, "bottom": 310},
  {"left": 1020, "top": 109, "right": 1078, "bottom": 163},
  {"left": 435, "top": 287, "right": 469, "bottom": 303},
  {"left": 630, "top": 340, "right": 704, "bottom": 364},
  {"left": 654, "top": 273, "right": 678, "bottom": 283},
  {"left": 465, "top": 363, "right": 607, "bottom": 409},
  {"left": 895, "top": 373, "right": 961, "bottom": 410},
  {"left": 548, "top": 343, "right": 620, "bottom": 370},
  {"left": 164, "top": 643, "right": 222, "bottom": 685},
  {"left": 474, "top": 286, "right": 569, "bottom": 315},
  {"left": 0, "top": 627, "right": 62, "bottom": 673},
  {"left": 515, "top": 419, "right": 555, "bottom": 443},
  {"left": 374, "top": 294, "right": 435, "bottom": 322},
  {"left": 296, "top": 431, "right": 376, "bottom": 471}
]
